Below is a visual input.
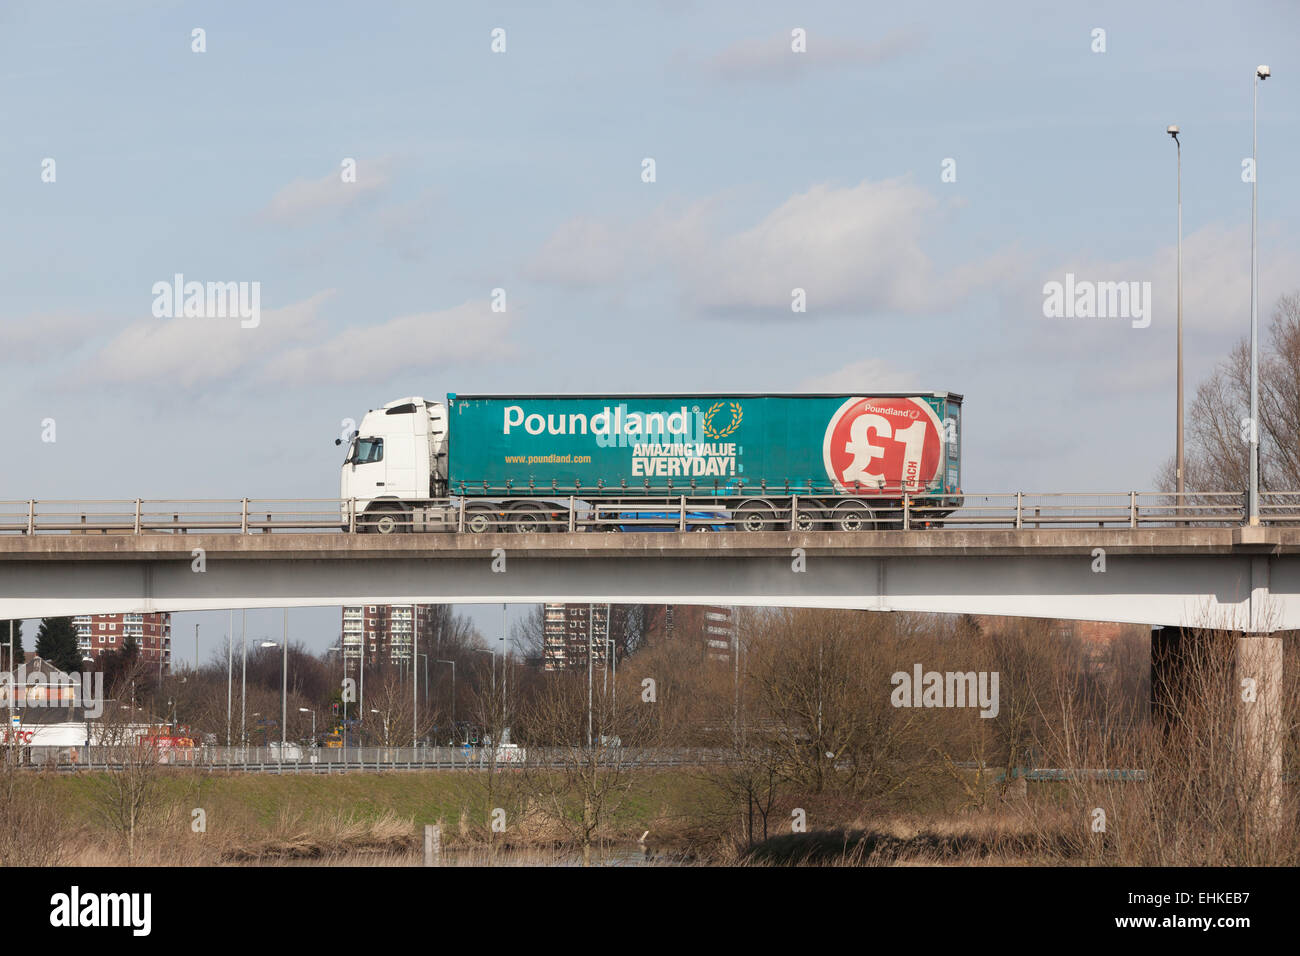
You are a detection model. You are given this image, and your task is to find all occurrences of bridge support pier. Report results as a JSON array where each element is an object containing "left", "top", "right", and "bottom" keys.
[
  {"left": 1234, "top": 634, "right": 1284, "bottom": 828},
  {"left": 1151, "top": 626, "right": 1284, "bottom": 830}
]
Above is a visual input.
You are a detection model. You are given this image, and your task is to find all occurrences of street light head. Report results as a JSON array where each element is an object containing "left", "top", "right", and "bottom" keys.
[
  {"left": 1257, "top": 65, "right": 1270, "bottom": 79},
  {"left": 1166, "top": 125, "right": 1179, "bottom": 141}
]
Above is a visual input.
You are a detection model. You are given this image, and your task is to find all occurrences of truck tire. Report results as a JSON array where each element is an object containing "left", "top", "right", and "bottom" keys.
[
  {"left": 831, "top": 501, "right": 875, "bottom": 532},
  {"left": 465, "top": 507, "right": 496, "bottom": 534},
  {"left": 734, "top": 501, "right": 774, "bottom": 532},
  {"left": 791, "top": 499, "right": 827, "bottom": 532},
  {"left": 509, "top": 505, "right": 548, "bottom": 534},
  {"left": 363, "top": 506, "right": 407, "bottom": 534}
]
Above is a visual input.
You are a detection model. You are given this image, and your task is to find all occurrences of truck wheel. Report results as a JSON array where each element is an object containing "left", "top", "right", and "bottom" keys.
[
  {"left": 363, "top": 507, "right": 406, "bottom": 534},
  {"left": 509, "top": 506, "right": 548, "bottom": 534},
  {"left": 791, "top": 500, "right": 826, "bottom": 532},
  {"left": 735, "top": 504, "right": 773, "bottom": 532},
  {"left": 832, "top": 501, "right": 875, "bottom": 532},
  {"left": 465, "top": 508, "right": 495, "bottom": 534}
]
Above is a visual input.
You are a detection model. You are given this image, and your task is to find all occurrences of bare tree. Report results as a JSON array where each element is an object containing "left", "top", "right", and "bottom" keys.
[
  {"left": 511, "top": 605, "right": 546, "bottom": 662},
  {"left": 90, "top": 694, "right": 163, "bottom": 863},
  {"left": 1158, "top": 291, "right": 1300, "bottom": 492},
  {"left": 520, "top": 670, "right": 660, "bottom": 865},
  {"left": 0, "top": 751, "right": 66, "bottom": 865}
]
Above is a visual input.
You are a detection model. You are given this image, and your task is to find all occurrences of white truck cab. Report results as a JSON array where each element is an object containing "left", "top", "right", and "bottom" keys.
[{"left": 340, "top": 397, "right": 448, "bottom": 530}]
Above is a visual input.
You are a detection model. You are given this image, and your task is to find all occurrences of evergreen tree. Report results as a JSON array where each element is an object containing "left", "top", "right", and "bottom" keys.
[
  {"left": 0, "top": 620, "right": 23, "bottom": 667},
  {"left": 34, "top": 617, "right": 81, "bottom": 672},
  {"left": 102, "top": 635, "right": 141, "bottom": 700}
]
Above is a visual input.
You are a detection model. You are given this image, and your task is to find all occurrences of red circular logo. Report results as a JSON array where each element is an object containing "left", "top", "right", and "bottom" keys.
[{"left": 822, "top": 397, "right": 943, "bottom": 493}]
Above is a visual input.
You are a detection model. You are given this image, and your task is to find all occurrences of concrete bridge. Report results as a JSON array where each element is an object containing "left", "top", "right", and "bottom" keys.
[
  {"left": 1, "top": 526, "right": 1296, "bottom": 633},
  {"left": 1, "top": 502, "right": 1291, "bottom": 818}
]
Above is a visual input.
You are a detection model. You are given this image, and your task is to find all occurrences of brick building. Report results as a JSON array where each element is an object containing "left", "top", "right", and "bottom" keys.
[
  {"left": 543, "top": 603, "right": 735, "bottom": 671},
  {"left": 73, "top": 613, "right": 172, "bottom": 672},
  {"left": 543, "top": 604, "right": 617, "bottom": 672},
  {"left": 341, "top": 604, "right": 438, "bottom": 674}
]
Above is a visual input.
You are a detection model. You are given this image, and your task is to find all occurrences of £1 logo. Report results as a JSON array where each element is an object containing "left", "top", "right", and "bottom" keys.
[{"left": 822, "top": 397, "right": 942, "bottom": 493}]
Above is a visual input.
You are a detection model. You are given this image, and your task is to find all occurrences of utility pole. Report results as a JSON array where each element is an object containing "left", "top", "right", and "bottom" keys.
[
  {"left": 240, "top": 609, "right": 247, "bottom": 746},
  {"left": 8, "top": 620, "right": 14, "bottom": 742},
  {"left": 281, "top": 609, "right": 288, "bottom": 751},
  {"left": 1248, "top": 65, "right": 1270, "bottom": 525},
  {"left": 501, "top": 603, "right": 507, "bottom": 734},
  {"left": 413, "top": 606, "right": 419, "bottom": 750},
  {"left": 226, "top": 610, "right": 232, "bottom": 747},
  {"left": 1167, "top": 124, "right": 1184, "bottom": 510},
  {"left": 586, "top": 607, "right": 593, "bottom": 749}
]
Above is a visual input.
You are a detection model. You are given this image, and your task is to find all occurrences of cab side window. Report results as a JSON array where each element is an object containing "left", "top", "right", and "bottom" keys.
[{"left": 354, "top": 438, "right": 383, "bottom": 464}]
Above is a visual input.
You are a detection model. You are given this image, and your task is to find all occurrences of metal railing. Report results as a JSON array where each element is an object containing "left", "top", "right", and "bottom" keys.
[
  {"left": 0, "top": 492, "right": 1297, "bottom": 536},
  {"left": 15, "top": 745, "right": 730, "bottom": 772}
]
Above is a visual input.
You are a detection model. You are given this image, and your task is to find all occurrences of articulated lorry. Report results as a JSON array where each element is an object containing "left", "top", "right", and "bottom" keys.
[{"left": 338, "top": 392, "right": 963, "bottom": 533}]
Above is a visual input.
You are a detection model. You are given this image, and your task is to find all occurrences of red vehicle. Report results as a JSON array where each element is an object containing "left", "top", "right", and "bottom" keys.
[{"left": 139, "top": 726, "right": 198, "bottom": 764}]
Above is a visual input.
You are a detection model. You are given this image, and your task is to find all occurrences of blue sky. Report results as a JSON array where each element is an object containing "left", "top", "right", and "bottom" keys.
[{"left": 2, "top": 1, "right": 1296, "bottom": 660}]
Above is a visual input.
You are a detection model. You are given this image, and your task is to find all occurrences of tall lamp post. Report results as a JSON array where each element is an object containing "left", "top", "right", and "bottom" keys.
[
  {"left": 226, "top": 609, "right": 233, "bottom": 747},
  {"left": 436, "top": 659, "right": 456, "bottom": 742},
  {"left": 1167, "top": 124, "right": 1184, "bottom": 509},
  {"left": 258, "top": 638, "right": 285, "bottom": 754},
  {"left": 1249, "top": 65, "right": 1270, "bottom": 526},
  {"left": 412, "top": 608, "right": 419, "bottom": 750},
  {"left": 240, "top": 609, "right": 247, "bottom": 746},
  {"left": 474, "top": 648, "right": 496, "bottom": 745}
]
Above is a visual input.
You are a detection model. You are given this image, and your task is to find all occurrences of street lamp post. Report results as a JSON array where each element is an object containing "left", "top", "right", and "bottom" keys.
[
  {"left": 300, "top": 707, "right": 315, "bottom": 743},
  {"left": 258, "top": 639, "right": 283, "bottom": 758},
  {"left": 587, "top": 609, "right": 593, "bottom": 749},
  {"left": 226, "top": 609, "right": 233, "bottom": 748},
  {"left": 1249, "top": 65, "right": 1270, "bottom": 526},
  {"left": 436, "top": 659, "right": 455, "bottom": 742},
  {"left": 240, "top": 609, "right": 247, "bottom": 746},
  {"left": 281, "top": 610, "right": 288, "bottom": 751},
  {"left": 474, "top": 648, "right": 496, "bottom": 745},
  {"left": 501, "top": 603, "right": 507, "bottom": 735},
  {"left": 1167, "top": 124, "right": 1184, "bottom": 511},
  {"left": 413, "top": 608, "right": 419, "bottom": 750},
  {"left": 8, "top": 620, "right": 15, "bottom": 737}
]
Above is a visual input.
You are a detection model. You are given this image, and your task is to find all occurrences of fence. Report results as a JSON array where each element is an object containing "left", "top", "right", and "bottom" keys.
[
  {"left": 15, "top": 745, "right": 730, "bottom": 773},
  {"left": 1, "top": 491, "right": 1297, "bottom": 535}
]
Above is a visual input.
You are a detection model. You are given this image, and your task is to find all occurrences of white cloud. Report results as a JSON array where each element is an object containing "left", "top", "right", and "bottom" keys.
[
  {"left": 0, "top": 312, "right": 110, "bottom": 361},
  {"left": 77, "top": 292, "right": 334, "bottom": 388},
  {"left": 257, "top": 158, "right": 393, "bottom": 226},
  {"left": 260, "top": 300, "right": 516, "bottom": 385},
  {"left": 699, "top": 29, "right": 924, "bottom": 82},
  {"left": 1010, "top": 222, "right": 1300, "bottom": 383},
  {"left": 73, "top": 294, "right": 517, "bottom": 390},
  {"left": 525, "top": 217, "right": 629, "bottom": 287},
  {"left": 797, "top": 358, "right": 917, "bottom": 393},
  {"left": 373, "top": 188, "right": 441, "bottom": 261},
  {"left": 528, "top": 178, "right": 1015, "bottom": 317},
  {"left": 678, "top": 179, "right": 995, "bottom": 315}
]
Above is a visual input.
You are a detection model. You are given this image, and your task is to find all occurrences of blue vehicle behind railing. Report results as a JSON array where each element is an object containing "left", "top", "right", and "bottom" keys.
[{"left": 596, "top": 506, "right": 731, "bottom": 532}]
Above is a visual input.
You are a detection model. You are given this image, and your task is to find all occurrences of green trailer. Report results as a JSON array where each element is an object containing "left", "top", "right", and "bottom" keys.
[{"left": 446, "top": 392, "right": 962, "bottom": 527}]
